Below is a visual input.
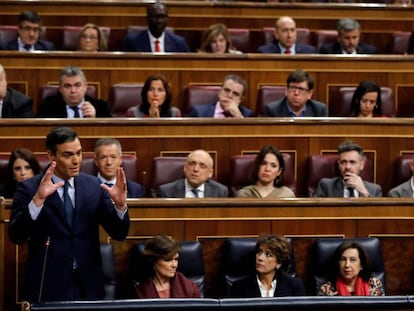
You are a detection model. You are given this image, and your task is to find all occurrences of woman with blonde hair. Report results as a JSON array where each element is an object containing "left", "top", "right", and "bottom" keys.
[
  {"left": 78, "top": 23, "right": 107, "bottom": 52},
  {"left": 199, "top": 23, "right": 241, "bottom": 54}
]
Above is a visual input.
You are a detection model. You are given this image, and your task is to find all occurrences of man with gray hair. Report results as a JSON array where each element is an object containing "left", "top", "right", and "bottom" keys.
[
  {"left": 37, "top": 66, "right": 112, "bottom": 118},
  {"left": 319, "top": 18, "right": 376, "bottom": 54}
]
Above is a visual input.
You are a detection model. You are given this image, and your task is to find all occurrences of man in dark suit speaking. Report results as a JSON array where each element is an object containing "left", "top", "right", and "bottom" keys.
[
  {"left": 121, "top": 2, "right": 189, "bottom": 53},
  {"left": 156, "top": 149, "right": 228, "bottom": 198},
  {"left": 8, "top": 127, "right": 129, "bottom": 302}
]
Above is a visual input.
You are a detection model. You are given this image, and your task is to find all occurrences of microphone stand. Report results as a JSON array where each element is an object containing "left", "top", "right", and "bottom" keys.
[{"left": 38, "top": 236, "right": 50, "bottom": 302}]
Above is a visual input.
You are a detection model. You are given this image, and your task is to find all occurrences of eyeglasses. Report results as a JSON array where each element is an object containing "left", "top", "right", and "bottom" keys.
[
  {"left": 81, "top": 35, "right": 98, "bottom": 40},
  {"left": 222, "top": 87, "right": 242, "bottom": 99},
  {"left": 21, "top": 26, "right": 41, "bottom": 33},
  {"left": 287, "top": 85, "right": 309, "bottom": 94}
]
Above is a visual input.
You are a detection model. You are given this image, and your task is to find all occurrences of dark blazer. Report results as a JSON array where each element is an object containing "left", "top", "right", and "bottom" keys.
[
  {"left": 319, "top": 41, "right": 377, "bottom": 54},
  {"left": 156, "top": 178, "right": 229, "bottom": 198},
  {"left": 136, "top": 271, "right": 201, "bottom": 298},
  {"left": 388, "top": 179, "right": 413, "bottom": 197},
  {"left": 230, "top": 274, "right": 305, "bottom": 298},
  {"left": 264, "top": 97, "right": 328, "bottom": 117},
  {"left": 121, "top": 30, "right": 190, "bottom": 52},
  {"left": 257, "top": 41, "right": 318, "bottom": 54},
  {"left": 189, "top": 102, "right": 253, "bottom": 118},
  {"left": 2, "top": 38, "right": 55, "bottom": 51},
  {"left": 8, "top": 172, "right": 129, "bottom": 302},
  {"left": 37, "top": 93, "right": 112, "bottom": 118},
  {"left": 315, "top": 176, "right": 382, "bottom": 197},
  {"left": 2, "top": 87, "right": 33, "bottom": 117},
  {"left": 126, "top": 179, "right": 143, "bottom": 198}
]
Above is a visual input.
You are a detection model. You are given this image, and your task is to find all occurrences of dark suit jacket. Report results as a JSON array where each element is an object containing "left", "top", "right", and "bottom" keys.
[
  {"left": 126, "top": 179, "right": 143, "bottom": 198},
  {"left": 121, "top": 30, "right": 190, "bottom": 52},
  {"left": 189, "top": 102, "right": 253, "bottom": 118},
  {"left": 2, "top": 38, "right": 55, "bottom": 51},
  {"left": 8, "top": 172, "right": 129, "bottom": 302},
  {"left": 257, "top": 41, "right": 318, "bottom": 54},
  {"left": 37, "top": 93, "right": 112, "bottom": 118},
  {"left": 388, "top": 179, "right": 413, "bottom": 197},
  {"left": 156, "top": 178, "right": 229, "bottom": 198},
  {"left": 264, "top": 97, "right": 328, "bottom": 117},
  {"left": 2, "top": 87, "right": 33, "bottom": 117},
  {"left": 315, "top": 176, "right": 382, "bottom": 197},
  {"left": 319, "top": 41, "right": 377, "bottom": 54},
  {"left": 136, "top": 271, "right": 201, "bottom": 298},
  {"left": 230, "top": 274, "right": 305, "bottom": 298}
]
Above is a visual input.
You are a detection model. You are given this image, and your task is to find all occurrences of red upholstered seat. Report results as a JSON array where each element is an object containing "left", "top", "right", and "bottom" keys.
[
  {"left": 184, "top": 85, "right": 221, "bottom": 115},
  {"left": 229, "top": 153, "right": 296, "bottom": 197},
  {"left": 312, "top": 30, "right": 337, "bottom": 50},
  {"left": 149, "top": 156, "right": 187, "bottom": 197},
  {"left": 39, "top": 84, "right": 97, "bottom": 102},
  {"left": 392, "top": 154, "right": 413, "bottom": 188},
  {"left": 256, "top": 85, "right": 286, "bottom": 116},
  {"left": 62, "top": 25, "right": 111, "bottom": 50},
  {"left": 0, "top": 25, "right": 18, "bottom": 46},
  {"left": 108, "top": 84, "right": 143, "bottom": 117},
  {"left": 390, "top": 31, "right": 411, "bottom": 54},
  {"left": 261, "top": 27, "right": 311, "bottom": 46},
  {"left": 228, "top": 28, "right": 251, "bottom": 52}
]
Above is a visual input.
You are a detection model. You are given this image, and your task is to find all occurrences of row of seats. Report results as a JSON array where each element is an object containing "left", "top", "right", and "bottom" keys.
[
  {"left": 127, "top": 237, "right": 385, "bottom": 298},
  {"left": 36, "top": 83, "right": 401, "bottom": 117},
  {"left": 0, "top": 24, "right": 411, "bottom": 54},
  {"left": 1, "top": 152, "right": 412, "bottom": 197}
]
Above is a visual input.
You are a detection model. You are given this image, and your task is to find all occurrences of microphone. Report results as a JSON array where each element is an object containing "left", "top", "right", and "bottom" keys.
[{"left": 38, "top": 236, "right": 50, "bottom": 302}]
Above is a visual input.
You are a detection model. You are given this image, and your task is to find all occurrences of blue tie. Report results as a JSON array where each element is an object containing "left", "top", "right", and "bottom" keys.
[
  {"left": 69, "top": 106, "right": 80, "bottom": 118},
  {"left": 63, "top": 181, "right": 73, "bottom": 226},
  {"left": 191, "top": 188, "right": 199, "bottom": 198}
]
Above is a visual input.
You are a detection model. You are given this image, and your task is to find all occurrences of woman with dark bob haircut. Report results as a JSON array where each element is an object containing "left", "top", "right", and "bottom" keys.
[
  {"left": 127, "top": 74, "right": 181, "bottom": 118},
  {"left": 230, "top": 234, "right": 305, "bottom": 297},
  {"left": 350, "top": 81, "right": 384, "bottom": 118},
  {"left": 237, "top": 145, "right": 295, "bottom": 198},
  {"left": 135, "top": 234, "right": 200, "bottom": 299},
  {"left": 0, "top": 148, "right": 40, "bottom": 198},
  {"left": 319, "top": 241, "right": 384, "bottom": 296}
]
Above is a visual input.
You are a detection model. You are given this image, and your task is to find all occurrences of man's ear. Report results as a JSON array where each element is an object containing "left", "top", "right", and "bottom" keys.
[{"left": 47, "top": 150, "right": 55, "bottom": 161}]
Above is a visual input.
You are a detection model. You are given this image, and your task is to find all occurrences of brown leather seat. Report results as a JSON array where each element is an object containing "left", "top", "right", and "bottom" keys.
[
  {"left": 256, "top": 85, "right": 286, "bottom": 116},
  {"left": 228, "top": 28, "right": 251, "bottom": 52},
  {"left": 392, "top": 154, "right": 413, "bottom": 188},
  {"left": 149, "top": 156, "right": 187, "bottom": 197},
  {"left": 331, "top": 86, "right": 395, "bottom": 117},
  {"left": 62, "top": 25, "right": 111, "bottom": 50},
  {"left": 261, "top": 27, "right": 311, "bottom": 46},
  {"left": 39, "top": 84, "right": 97, "bottom": 102},
  {"left": 312, "top": 30, "right": 337, "bottom": 50},
  {"left": 184, "top": 85, "right": 221, "bottom": 115},
  {"left": 229, "top": 153, "right": 296, "bottom": 197},
  {"left": 306, "top": 153, "right": 374, "bottom": 197},
  {"left": 108, "top": 83, "right": 143, "bottom": 117}
]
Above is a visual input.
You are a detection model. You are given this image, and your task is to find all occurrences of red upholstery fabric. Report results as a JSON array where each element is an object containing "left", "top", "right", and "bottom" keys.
[
  {"left": 62, "top": 25, "right": 111, "bottom": 50},
  {"left": 109, "top": 84, "right": 143, "bottom": 117},
  {"left": 392, "top": 154, "right": 413, "bottom": 188},
  {"left": 228, "top": 28, "right": 251, "bottom": 52},
  {"left": 149, "top": 156, "right": 187, "bottom": 197},
  {"left": 0, "top": 25, "right": 18, "bottom": 46},
  {"left": 184, "top": 85, "right": 221, "bottom": 115},
  {"left": 261, "top": 27, "right": 311, "bottom": 45},
  {"left": 390, "top": 31, "right": 411, "bottom": 54},
  {"left": 312, "top": 30, "right": 337, "bottom": 50},
  {"left": 307, "top": 154, "right": 374, "bottom": 197},
  {"left": 39, "top": 84, "right": 97, "bottom": 102},
  {"left": 229, "top": 153, "right": 296, "bottom": 197},
  {"left": 256, "top": 85, "right": 286, "bottom": 116}
]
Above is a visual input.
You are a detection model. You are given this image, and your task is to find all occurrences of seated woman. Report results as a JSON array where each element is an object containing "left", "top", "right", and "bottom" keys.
[
  {"left": 78, "top": 23, "right": 107, "bottom": 52},
  {"left": 136, "top": 234, "right": 201, "bottom": 298},
  {"left": 199, "top": 23, "right": 242, "bottom": 54},
  {"left": 318, "top": 241, "right": 385, "bottom": 296},
  {"left": 230, "top": 234, "right": 305, "bottom": 297},
  {"left": 127, "top": 74, "right": 181, "bottom": 118},
  {"left": 350, "top": 81, "right": 384, "bottom": 118},
  {"left": 0, "top": 148, "right": 40, "bottom": 198},
  {"left": 237, "top": 145, "right": 295, "bottom": 198}
]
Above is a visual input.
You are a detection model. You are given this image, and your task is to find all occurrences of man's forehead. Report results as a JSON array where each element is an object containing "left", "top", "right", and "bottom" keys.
[
  {"left": 339, "top": 150, "right": 361, "bottom": 160},
  {"left": 56, "top": 138, "right": 82, "bottom": 151},
  {"left": 61, "top": 75, "right": 84, "bottom": 84},
  {"left": 223, "top": 79, "right": 243, "bottom": 90}
]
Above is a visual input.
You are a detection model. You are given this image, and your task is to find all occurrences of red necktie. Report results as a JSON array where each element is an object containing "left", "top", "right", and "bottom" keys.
[
  {"left": 154, "top": 40, "right": 160, "bottom": 52},
  {"left": 284, "top": 49, "right": 291, "bottom": 55}
]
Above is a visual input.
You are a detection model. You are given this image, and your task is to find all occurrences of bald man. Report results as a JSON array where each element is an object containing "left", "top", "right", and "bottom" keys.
[
  {"left": 258, "top": 16, "right": 317, "bottom": 54},
  {"left": 156, "top": 149, "right": 228, "bottom": 198}
]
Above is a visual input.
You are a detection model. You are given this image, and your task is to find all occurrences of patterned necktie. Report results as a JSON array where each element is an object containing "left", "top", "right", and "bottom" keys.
[
  {"left": 154, "top": 40, "right": 160, "bottom": 52},
  {"left": 63, "top": 181, "right": 74, "bottom": 226},
  {"left": 191, "top": 188, "right": 199, "bottom": 198},
  {"left": 69, "top": 106, "right": 80, "bottom": 118},
  {"left": 347, "top": 187, "right": 355, "bottom": 197},
  {"left": 284, "top": 48, "right": 291, "bottom": 55}
]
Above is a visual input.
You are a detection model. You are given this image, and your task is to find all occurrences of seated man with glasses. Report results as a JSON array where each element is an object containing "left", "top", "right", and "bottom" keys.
[
  {"left": 37, "top": 66, "right": 112, "bottom": 118},
  {"left": 264, "top": 69, "right": 328, "bottom": 117},
  {"left": 189, "top": 74, "right": 253, "bottom": 118},
  {"left": 121, "top": 2, "right": 189, "bottom": 52},
  {"left": 1, "top": 10, "right": 55, "bottom": 51}
]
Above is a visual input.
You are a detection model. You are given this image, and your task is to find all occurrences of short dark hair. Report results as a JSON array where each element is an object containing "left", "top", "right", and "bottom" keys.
[
  {"left": 332, "top": 240, "right": 373, "bottom": 281},
  {"left": 350, "top": 81, "right": 382, "bottom": 117},
  {"left": 146, "top": 2, "right": 168, "bottom": 17},
  {"left": 18, "top": 11, "right": 42, "bottom": 28},
  {"left": 223, "top": 74, "right": 248, "bottom": 96},
  {"left": 256, "top": 234, "right": 291, "bottom": 274},
  {"left": 143, "top": 235, "right": 180, "bottom": 277},
  {"left": 286, "top": 69, "right": 314, "bottom": 90},
  {"left": 140, "top": 74, "right": 173, "bottom": 117},
  {"left": 46, "top": 127, "right": 79, "bottom": 155},
  {"left": 250, "top": 145, "right": 285, "bottom": 187},
  {"left": 337, "top": 141, "right": 364, "bottom": 158}
]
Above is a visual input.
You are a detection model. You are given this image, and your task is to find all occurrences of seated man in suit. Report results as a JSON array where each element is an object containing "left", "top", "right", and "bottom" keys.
[
  {"left": 121, "top": 2, "right": 189, "bottom": 52},
  {"left": 0, "top": 64, "right": 33, "bottom": 117},
  {"left": 156, "top": 149, "right": 228, "bottom": 198},
  {"left": 319, "top": 18, "right": 376, "bottom": 54},
  {"left": 37, "top": 66, "right": 112, "bottom": 118},
  {"left": 315, "top": 141, "right": 382, "bottom": 197},
  {"left": 388, "top": 157, "right": 414, "bottom": 197},
  {"left": 264, "top": 69, "right": 328, "bottom": 117},
  {"left": 189, "top": 74, "right": 253, "bottom": 118},
  {"left": 2, "top": 10, "right": 55, "bottom": 51},
  {"left": 94, "top": 138, "right": 143, "bottom": 198},
  {"left": 257, "top": 16, "right": 317, "bottom": 54}
]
